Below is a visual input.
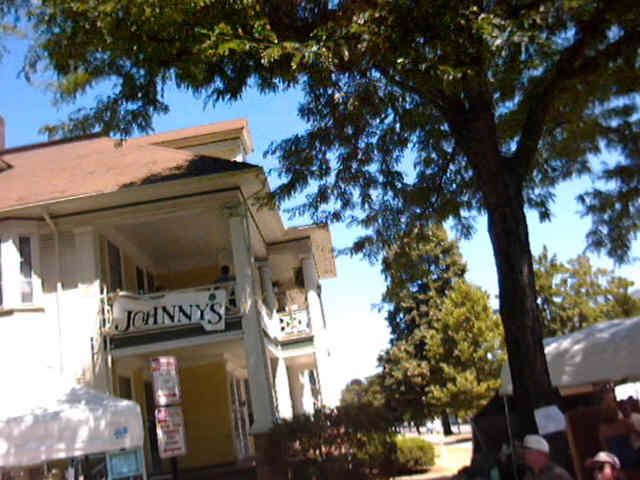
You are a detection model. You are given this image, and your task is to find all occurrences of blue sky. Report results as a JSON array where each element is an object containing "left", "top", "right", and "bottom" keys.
[{"left": 1, "top": 36, "right": 639, "bottom": 405}]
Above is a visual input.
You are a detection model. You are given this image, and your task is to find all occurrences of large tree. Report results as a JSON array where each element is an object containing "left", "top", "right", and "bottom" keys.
[
  {"left": 9, "top": 0, "right": 640, "bottom": 432},
  {"left": 534, "top": 246, "right": 640, "bottom": 336}
]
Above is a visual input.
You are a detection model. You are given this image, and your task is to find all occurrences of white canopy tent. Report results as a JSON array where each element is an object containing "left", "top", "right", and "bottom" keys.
[
  {"left": 500, "top": 316, "right": 640, "bottom": 396},
  {"left": 0, "top": 379, "right": 144, "bottom": 468}
]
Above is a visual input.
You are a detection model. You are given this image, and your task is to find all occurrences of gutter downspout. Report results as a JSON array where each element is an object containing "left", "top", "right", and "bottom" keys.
[{"left": 43, "top": 209, "right": 64, "bottom": 376}]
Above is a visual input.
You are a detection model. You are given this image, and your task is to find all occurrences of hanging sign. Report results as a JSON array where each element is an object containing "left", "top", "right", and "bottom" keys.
[
  {"left": 151, "top": 356, "right": 182, "bottom": 406},
  {"left": 107, "top": 448, "right": 144, "bottom": 479},
  {"left": 107, "top": 288, "right": 226, "bottom": 334},
  {"left": 155, "top": 406, "right": 188, "bottom": 459}
]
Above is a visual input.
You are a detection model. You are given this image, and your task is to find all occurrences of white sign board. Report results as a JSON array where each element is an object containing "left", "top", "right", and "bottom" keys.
[
  {"left": 108, "top": 289, "right": 226, "bottom": 334},
  {"left": 155, "top": 406, "right": 187, "bottom": 459},
  {"left": 151, "top": 356, "right": 182, "bottom": 406},
  {"left": 534, "top": 404, "right": 567, "bottom": 435}
]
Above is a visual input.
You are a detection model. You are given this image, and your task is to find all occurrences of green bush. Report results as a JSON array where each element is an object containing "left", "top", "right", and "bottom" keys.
[
  {"left": 270, "top": 404, "right": 397, "bottom": 479},
  {"left": 394, "top": 437, "right": 436, "bottom": 474}
]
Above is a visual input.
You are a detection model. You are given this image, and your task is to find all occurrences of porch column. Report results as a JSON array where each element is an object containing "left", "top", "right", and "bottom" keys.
[
  {"left": 227, "top": 202, "right": 276, "bottom": 433},
  {"left": 274, "top": 357, "right": 293, "bottom": 419},
  {"left": 301, "top": 255, "right": 324, "bottom": 332},
  {"left": 300, "top": 370, "right": 315, "bottom": 414},
  {"left": 301, "top": 255, "right": 329, "bottom": 404},
  {"left": 287, "top": 363, "right": 304, "bottom": 415},
  {"left": 258, "top": 261, "right": 277, "bottom": 315}
]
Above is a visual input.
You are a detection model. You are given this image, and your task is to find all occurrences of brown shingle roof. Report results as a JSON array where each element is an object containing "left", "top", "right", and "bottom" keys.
[{"left": 0, "top": 135, "right": 258, "bottom": 212}]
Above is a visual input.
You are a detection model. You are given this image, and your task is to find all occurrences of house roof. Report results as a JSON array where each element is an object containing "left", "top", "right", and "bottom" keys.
[
  {"left": 0, "top": 118, "right": 337, "bottom": 278},
  {"left": 0, "top": 137, "right": 257, "bottom": 213},
  {"left": 0, "top": 119, "right": 257, "bottom": 213},
  {"left": 127, "top": 118, "right": 253, "bottom": 153}
]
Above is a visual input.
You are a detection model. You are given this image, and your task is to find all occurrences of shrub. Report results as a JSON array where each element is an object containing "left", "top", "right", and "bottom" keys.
[
  {"left": 270, "top": 404, "right": 397, "bottom": 479},
  {"left": 394, "top": 437, "right": 436, "bottom": 474}
]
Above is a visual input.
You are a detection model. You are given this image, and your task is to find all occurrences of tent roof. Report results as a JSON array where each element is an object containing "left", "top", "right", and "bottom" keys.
[
  {"left": 499, "top": 316, "right": 640, "bottom": 396},
  {"left": 0, "top": 380, "right": 144, "bottom": 468}
]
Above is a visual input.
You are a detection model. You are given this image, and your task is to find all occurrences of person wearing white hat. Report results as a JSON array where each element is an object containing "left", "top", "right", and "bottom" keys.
[
  {"left": 585, "top": 452, "right": 621, "bottom": 480},
  {"left": 521, "top": 434, "right": 573, "bottom": 480}
]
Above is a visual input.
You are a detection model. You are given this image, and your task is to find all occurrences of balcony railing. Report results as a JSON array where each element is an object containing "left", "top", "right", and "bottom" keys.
[{"left": 278, "top": 308, "right": 311, "bottom": 337}]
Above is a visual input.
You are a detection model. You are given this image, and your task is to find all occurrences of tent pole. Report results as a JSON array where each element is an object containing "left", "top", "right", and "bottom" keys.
[
  {"left": 106, "top": 335, "right": 113, "bottom": 395},
  {"left": 503, "top": 395, "right": 519, "bottom": 480}
]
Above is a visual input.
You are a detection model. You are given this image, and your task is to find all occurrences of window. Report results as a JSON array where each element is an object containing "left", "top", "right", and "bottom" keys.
[
  {"left": 107, "top": 241, "right": 123, "bottom": 292},
  {"left": 0, "top": 229, "right": 39, "bottom": 308},
  {"left": 136, "top": 266, "right": 145, "bottom": 294},
  {"left": 19, "top": 236, "right": 33, "bottom": 304}
]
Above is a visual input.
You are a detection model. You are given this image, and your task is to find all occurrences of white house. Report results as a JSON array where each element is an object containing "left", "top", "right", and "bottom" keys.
[{"left": 0, "top": 118, "right": 335, "bottom": 474}]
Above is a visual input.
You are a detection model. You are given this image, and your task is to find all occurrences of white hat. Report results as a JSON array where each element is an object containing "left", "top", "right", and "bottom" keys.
[
  {"left": 523, "top": 434, "right": 550, "bottom": 454},
  {"left": 586, "top": 451, "right": 621, "bottom": 470}
]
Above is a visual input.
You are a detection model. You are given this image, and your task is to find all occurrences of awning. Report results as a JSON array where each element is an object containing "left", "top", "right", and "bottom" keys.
[
  {"left": 499, "top": 316, "right": 640, "bottom": 396},
  {"left": 0, "top": 380, "right": 144, "bottom": 468}
]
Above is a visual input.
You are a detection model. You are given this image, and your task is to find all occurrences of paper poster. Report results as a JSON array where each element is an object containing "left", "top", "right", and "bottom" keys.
[
  {"left": 155, "top": 406, "right": 187, "bottom": 459},
  {"left": 151, "top": 356, "right": 182, "bottom": 406},
  {"left": 534, "top": 404, "right": 566, "bottom": 435}
]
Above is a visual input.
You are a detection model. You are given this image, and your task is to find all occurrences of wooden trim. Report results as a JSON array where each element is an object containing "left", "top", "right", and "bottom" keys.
[{"left": 0, "top": 306, "right": 45, "bottom": 316}]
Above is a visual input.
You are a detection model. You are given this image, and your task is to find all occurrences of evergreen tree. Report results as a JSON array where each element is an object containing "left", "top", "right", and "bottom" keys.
[
  {"left": 7, "top": 0, "right": 640, "bottom": 431},
  {"left": 381, "top": 224, "right": 466, "bottom": 342},
  {"left": 379, "top": 226, "right": 503, "bottom": 428}
]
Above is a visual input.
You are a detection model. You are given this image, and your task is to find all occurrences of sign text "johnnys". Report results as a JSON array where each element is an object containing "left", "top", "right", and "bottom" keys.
[{"left": 107, "top": 289, "right": 226, "bottom": 334}]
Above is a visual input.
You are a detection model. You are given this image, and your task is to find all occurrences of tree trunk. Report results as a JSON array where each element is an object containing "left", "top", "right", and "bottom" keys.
[
  {"left": 485, "top": 171, "right": 558, "bottom": 435},
  {"left": 441, "top": 413, "right": 453, "bottom": 436}
]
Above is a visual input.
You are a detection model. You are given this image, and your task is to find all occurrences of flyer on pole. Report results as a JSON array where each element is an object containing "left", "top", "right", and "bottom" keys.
[
  {"left": 150, "top": 356, "right": 182, "bottom": 406},
  {"left": 155, "top": 406, "right": 187, "bottom": 459}
]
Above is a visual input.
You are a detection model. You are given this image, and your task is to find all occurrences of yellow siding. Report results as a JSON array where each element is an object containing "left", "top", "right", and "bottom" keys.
[
  {"left": 133, "top": 368, "right": 145, "bottom": 410},
  {"left": 179, "top": 362, "right": 235, "bottom": 468},
  {"left": 155, "top": 265, "right": 219, "bottom": 291},
  {"left": 123, "top": 253, "right": 137, "bottom": 291}
]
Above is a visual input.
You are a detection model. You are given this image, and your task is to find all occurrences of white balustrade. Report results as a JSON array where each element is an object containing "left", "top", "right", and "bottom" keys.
[{"left": 278, "top": 308, "right": 311, "bottom": 336}]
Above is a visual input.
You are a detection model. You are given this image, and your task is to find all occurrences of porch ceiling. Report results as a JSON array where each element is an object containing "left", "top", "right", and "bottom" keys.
[
  {"left": 114, "top": 210, "right": 232, "bottom": 270},
  {"left": 114, "top": 337, "right": 247, "bottom": 372}
]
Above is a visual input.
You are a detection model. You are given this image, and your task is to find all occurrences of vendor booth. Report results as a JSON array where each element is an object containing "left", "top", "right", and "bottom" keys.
[
  {"left": 0, "top": 380, "right": 145, "bottom": 480},
  {"left": 497, "top": 317, "right": 640, "bottom": 480},
  {"left": 500, "top": 317, "right": 640, "bottom": 396}
]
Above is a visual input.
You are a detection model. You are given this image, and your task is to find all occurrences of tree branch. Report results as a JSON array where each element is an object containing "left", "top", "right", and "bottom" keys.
[{"left": 514, "top": 4, "right": 615, "bottom": 172}]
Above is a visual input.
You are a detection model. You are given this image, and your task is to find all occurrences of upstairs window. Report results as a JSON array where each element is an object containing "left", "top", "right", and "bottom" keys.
[
  {"left": 107, "top": 241, "right": 123, "bottom": 292},
  {"left": 19, "top": 236, "right": 33, "bottom": 304},
  {"left": 0, "top": 232, "right": 38, "bottom": 307}
]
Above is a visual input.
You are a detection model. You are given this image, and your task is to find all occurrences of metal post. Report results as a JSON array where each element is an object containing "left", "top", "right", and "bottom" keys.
[
  {"left": 171, "top": 458, "right": 179, "bottom": 480},
  {"left": 503, "top": 395, "right": 519, "bottom": 480}
]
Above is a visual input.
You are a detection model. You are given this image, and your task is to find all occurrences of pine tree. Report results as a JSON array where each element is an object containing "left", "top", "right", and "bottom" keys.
[{"left": 379, "top": 226, "right": 503, "bottom": 427}]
